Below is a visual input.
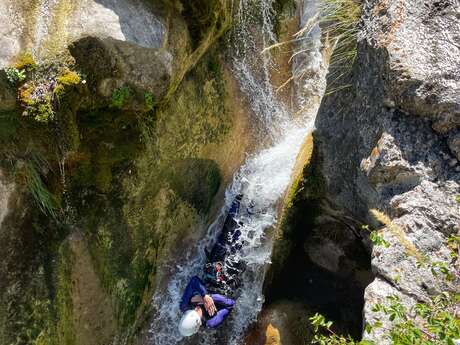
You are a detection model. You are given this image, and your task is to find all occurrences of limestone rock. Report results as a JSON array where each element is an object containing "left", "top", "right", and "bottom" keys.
[
  {"left": 0, "top": 0, "right": 177, "bottom": 105},
  {"left": 362, "top": 277, "right": 417, "bottom": 345},
  {"left": 313, "top": 0, "right": 460, "bottom": 342},
  {"left": 0, "top": 0, "right": 166, "bottom": 68},
  {"left": 360, "top": 0, "right": 460, "bottom": 134}
]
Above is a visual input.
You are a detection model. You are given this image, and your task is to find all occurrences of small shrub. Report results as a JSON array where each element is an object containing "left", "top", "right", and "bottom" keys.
[
  {"left": 309, "top": 313, "right": 373, "bottom": 344},
  {"left": 111, "top": 86, "right": 132, "bottom": 109},
  {"left": 5, "top": 67, "right": 26, "bottom": 84}
]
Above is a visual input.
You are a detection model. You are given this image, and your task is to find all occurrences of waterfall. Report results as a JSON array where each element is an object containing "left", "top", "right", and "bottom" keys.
[{"left": 147, "top": 1, "right": 325, "bottom": 344}]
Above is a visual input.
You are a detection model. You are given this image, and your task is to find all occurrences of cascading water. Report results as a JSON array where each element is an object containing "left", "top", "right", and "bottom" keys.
[{"left": 148, "top": 1, "right": 325, "bottom": 344}]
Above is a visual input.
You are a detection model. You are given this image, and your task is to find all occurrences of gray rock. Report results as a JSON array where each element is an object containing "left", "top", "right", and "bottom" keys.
[
  {"left": 0, "top": 0, "right": 166, "bottom": 68},
  {"left": 69, "top": 36, "right": 173, "bottom": 104},
  {"left": 313, "top": 0, "right": 460, "bottom": 342},
  {"left": 360, "top": 0, "right": 460, "bottom": 134},
  {"left": 362, "top": 277, "right": 417, "bottom": 345},
  {"left": 448, "top": 132, "right": 460, "bottom": 160}
]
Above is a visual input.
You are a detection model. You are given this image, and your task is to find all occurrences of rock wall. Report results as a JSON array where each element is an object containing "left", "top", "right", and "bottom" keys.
[
  {"left": 0, "top": 1, "right": 249, "bottom": 344},
  {"left": 266, "top": 0, "right": 459, "bottom": 343},
  {"left": 312, "top": 0, "right": 460, "bottom": 342}
]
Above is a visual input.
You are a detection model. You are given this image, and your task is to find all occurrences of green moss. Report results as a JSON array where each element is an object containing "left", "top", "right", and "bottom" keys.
[
  {"left": 14, "top": 52, "right": 37, "bottom": 71},
  {"left": 168, "top": 158, "right": 221, "bottom": 213},
  {"left": 54, "top": 242, "right": 76, "bottom": 345},
  {"left": 144, "top": 92, "right": 155, "bottom": 111},
  {"left": 55, "top": 70, "right": 80, "bottom": 95},
  {"left": 111, "top": 86, "right": 132, "bottom": 109},
  {"left": 0, "top": 111, "right": 20, "bottom": 143},
  {"left": 266, "top": 133, "right": 325, "bottom": 286}
]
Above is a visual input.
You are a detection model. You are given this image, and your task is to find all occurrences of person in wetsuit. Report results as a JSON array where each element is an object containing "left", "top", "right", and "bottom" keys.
[
  {"left": 203, "top": 194, "right": 246, "bottom": 295},
  {"left": 178, "top": 276, "right": 235, "bottom": 336},
  {"left": 178, "top": 195, "right": 244, "bottom": 337}
]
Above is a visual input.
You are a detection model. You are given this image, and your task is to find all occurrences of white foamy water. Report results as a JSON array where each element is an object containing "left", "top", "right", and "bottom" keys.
[{"left": 147, "top": 1, "right": 325, "bottom": 344}]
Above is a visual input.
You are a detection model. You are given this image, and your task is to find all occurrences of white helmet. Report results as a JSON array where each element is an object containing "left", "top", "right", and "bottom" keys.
[{"left": 178, "top": 310, "right": 202, "bottom": 337}]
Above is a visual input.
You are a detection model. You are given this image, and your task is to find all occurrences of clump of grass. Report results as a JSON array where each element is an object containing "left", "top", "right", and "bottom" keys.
[
  {"left": 318, "top": 0, "right": 361, "bottom": 92},
  {"left": 264, "top": 0, "right": 362, "bottom": 94},
  {"left": 24, "top": 158, "right": 59, "bottom": 219}
]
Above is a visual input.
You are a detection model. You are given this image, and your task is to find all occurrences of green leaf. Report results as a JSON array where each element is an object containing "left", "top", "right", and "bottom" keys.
[{"left": 364, "top": 323, "right": 372, "bottom": 334}]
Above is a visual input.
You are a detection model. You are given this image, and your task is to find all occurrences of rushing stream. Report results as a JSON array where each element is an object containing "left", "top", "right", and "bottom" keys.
[{"left": 148, "top": 1, "right": 325, "bottom": 344}]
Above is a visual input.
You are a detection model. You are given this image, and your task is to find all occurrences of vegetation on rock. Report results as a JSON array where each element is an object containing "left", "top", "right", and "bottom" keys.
[{"left": 310, "top": 230, "right": 460, "bottom": 345}]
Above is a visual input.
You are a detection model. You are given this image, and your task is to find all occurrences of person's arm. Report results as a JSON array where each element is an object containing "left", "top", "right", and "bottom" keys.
[
  {"left": 205, "top": 294, "right": 235, "bottom": 328},
  {"left": 179, "top": 276, "right": 208, "bottom": 312},
  {"left": 211, "top": 294, "right": 235, "bottom": 308},
  {"left": 206, "top": 308, "right": 232, "bottom": 328}
]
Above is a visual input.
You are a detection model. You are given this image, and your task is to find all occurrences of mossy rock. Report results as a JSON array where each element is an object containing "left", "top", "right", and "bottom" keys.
[{"left": 167, "top": 158, "right": 221, "bottom": 213}]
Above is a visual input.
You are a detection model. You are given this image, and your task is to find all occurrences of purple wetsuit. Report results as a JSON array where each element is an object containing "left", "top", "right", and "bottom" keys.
[{"left": 180, "top": 276, "right": 235, "bottom": 328}]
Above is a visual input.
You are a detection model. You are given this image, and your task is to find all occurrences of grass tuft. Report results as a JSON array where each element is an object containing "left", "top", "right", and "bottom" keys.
[
  {"left": 267, "top": 0, "right": 362, "bottom": 94},
  {"left": 24, "top": 157, "right": 59, "bottom": 219},
  {"left": 370, "top": 209, "right": 426, "bottom": 262}
]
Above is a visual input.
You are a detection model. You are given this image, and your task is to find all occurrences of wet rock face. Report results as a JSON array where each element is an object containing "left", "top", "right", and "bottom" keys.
[{"left": 314, "top": 0, "right": 460, "bottom": 343}]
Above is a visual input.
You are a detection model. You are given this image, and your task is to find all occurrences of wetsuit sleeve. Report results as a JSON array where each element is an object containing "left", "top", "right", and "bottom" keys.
[
  {"left": 179, "top": 276, "right": 208, "bottom": 312},
  {"left": 205, "top": 294, "right": 235, "bottom": 328},
  {"left": 211, "top": 294, "right": 235, "bottom": 308},
  {"left": 206, "top": 309, "right": 231, "bottom": 328}
]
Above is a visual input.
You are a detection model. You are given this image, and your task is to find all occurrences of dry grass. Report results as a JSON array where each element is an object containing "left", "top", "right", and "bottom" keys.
[
  {"left": 370, "top": 209, "right": 427, "bottom": 263},
  {"left": 264, "top": 0, "right": 362, "bottom": 94}
]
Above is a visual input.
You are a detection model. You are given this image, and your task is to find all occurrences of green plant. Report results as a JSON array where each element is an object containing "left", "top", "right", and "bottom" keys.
[
  {"left": 309, "top": 313, "right": 374, "bottom": 344},
  {"left": 369, "top": 293, "right": 460, "bottom": 344},
  {"left": 362, "top": 224, "right": 390, "bottom": 248},
  {"left": 111, "top": 86, "right": 131, "bottom": 109},
  {"left": 318, "top": 0, "right": 361, "bottom": 93},
  {"left": 24, "top": 160, "right": 59, "bottom": 218},
  {"left": 309, "top": 232, "right": 460, "bottom": 345},
  {"left": 266, "top": 0, "right": 361, "bottom": 94},
  {"left": 455, "top": 195, "right": 460, "bottom": 204},
  {"left": 144, "top": 92, "right": 155, "bottom": 110},
  {"left": 5, "top": 67, "right": 26, "bottom": 84}
]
